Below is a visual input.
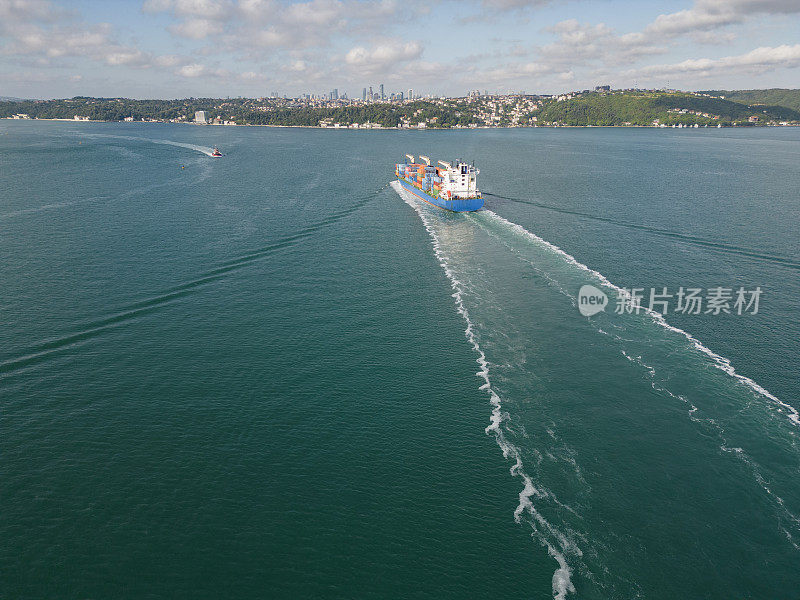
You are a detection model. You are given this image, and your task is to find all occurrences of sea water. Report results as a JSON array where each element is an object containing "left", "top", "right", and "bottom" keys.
[{"left": 2, "top": 121, "right": 798, "bottom": 599}]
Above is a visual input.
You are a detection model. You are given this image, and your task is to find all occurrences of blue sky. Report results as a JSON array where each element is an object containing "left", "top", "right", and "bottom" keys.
[{"left": 2, "top": 0, "right": 800, "bottom": 99}]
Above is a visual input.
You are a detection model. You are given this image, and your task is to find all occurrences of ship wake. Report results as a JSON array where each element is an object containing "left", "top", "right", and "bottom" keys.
[
  {"left": 471, "top": 208, "right": 797, "bottom": 428},
  {"left": 392, "top": 181, "right": 579, "bottom": 600},
  {"left": 393, "top": 180, "right": 800, "bottom": 599},
  {"left": 483, "top": 192, "right": 800, "bottom": 271}
]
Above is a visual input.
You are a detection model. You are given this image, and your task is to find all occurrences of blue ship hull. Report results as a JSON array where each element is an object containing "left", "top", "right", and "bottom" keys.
[{"left": 397, "top": 177, "right": 484, "bottom": 212}]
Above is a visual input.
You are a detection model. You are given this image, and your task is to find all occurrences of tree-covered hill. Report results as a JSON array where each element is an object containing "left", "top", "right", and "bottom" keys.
[
  {"left": 0, "top": 97, "right": 231, "bottom": 122},
  {"left": 537, "top": 92, "right": 800, "bottom": 126},
  {"left": 2, "top": 90, "right": 799, "bottom": 127},
  {"left": 698, "top": 89, "right": 800, "bottom": 113},
  {"left": 240, "top": 101, "right": 477, "bottom": 128}
]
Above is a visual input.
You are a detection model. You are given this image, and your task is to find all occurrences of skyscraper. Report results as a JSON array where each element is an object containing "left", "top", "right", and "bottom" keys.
[
  {"left": 408, "top": 89, "right": 413, "bottom": 101},
  {"left": 399, "top": 91, "right": 404, "bottom": 101},
  {"left": 362, "top": 87, "right": 367, "bottom": 101},
  {"left": 368, "top": 86, "right": 373, "bottom": 102},
  {"left": 379, "top": 83, "right": 384, "bottom": 100},
  {"left": 334, "top": 88, "right": 338, "bottom": 100}
]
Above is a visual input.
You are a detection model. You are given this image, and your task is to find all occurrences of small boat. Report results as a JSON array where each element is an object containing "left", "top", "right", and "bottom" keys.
[{"left": 211, "top": 147, "right": 222, "bottom": 157}]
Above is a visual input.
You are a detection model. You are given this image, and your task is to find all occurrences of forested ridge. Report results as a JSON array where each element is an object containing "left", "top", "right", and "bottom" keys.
[{"left": 3, "top": 90, "right": 799, "bottom": 127}]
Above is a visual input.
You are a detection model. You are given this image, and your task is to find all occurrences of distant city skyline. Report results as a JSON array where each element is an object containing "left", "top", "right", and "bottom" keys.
[{"left": 2, "top": 0, "right": 800, "bottom": 99}]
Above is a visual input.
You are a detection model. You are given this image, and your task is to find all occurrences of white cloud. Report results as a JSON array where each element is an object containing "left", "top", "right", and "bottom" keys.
[
  {"left": 143, "top": 0, "right": 234, "bottom": 18},
  {"left": 645, "top": 0, "right": 800, "bottom": 37},
  {"left": 236, "top": 0, "right": 276, "bottom": 18},
  {"left": 105, "top": 49, "right": 150, "bottom": 66},
  {"left": 177, "top": 63, "right": 207, "bottom": 77},
  {"left": 4, "top": 0, "right": 800, "bottom": 98},
  {"left": 480, "top": 0, "right": 555, "bottom": 11},
  {"left": 690, "top": 30, "right": 737, "bottom": 45},
  {"left": 0, "top": 3, "right": 197, "bottom": 75},
  {"left": 5, "top": 22, "right": 114, "bottom": 59},
  {"left": 284, "top": 0, "right": 346, "bottom": 26},
  {"left": 154, "top": 54, "right": 184, "bottom": 67},
  {"left": 645, "top": 7, "right": 739, "bottom": 37},
  {"left": 168, "top": 17, "right": 224, "bottom": 38},
  {"left": 144, "top": 0, "right": 401, "bottom": 46},
  {"left": 345, "top": 41, "right": 422, "bottom": 67},
  {"left": 0, "top": 0, "right": 64, "bottom": 24},
  {"left": 144, "top": 0, "right": 238, "bottom": 40},
  {"left": 627, "top": 44, "right": 800, "bottom": 80},
  {"left": 539, "top": 19, "right": 665, "bottom": 68},
  {"left": 175, "top": 62, "right": 229, "bottom": 77}
]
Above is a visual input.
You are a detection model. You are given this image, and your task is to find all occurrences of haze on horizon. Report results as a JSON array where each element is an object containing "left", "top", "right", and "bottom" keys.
[{"left": 2, "top": 0, "right": 800, "bottom": 100}]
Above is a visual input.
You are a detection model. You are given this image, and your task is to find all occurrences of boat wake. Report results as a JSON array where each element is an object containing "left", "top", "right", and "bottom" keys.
[
  {"left": 474, "top": 208, "right": 798, "bottom": 428},
  {"left": 81, "top": 133, "right": 217, "bottom": 156},
  {"left": 394, "top": 181, "right": 799, "bottom": 598},
  {"left": 483, "top": 192, "right": 800, "bottom": 271},
  {"left": 0, "top": 165, "right": 208, "bottom": 221},
  {"left": 0, "top": 186, "right": 387, "bottom": 381},
  {"left": 469, "top": 207, "right": 800, "bottom": 559},
  {"left": 0, "top": 196, "right": 105, "bottom": 220},
  {"left": 392, "top": 181, "right": 579, "bottom": 599}
]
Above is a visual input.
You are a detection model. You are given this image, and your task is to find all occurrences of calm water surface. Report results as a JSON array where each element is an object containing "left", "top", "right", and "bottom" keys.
[{"left": 2, "top": 121, "right": 798, "bottom": 599}]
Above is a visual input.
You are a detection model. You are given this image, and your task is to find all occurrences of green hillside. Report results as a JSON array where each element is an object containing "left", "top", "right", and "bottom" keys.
[
  {"left": 699, "top": 89, "right": 800, "bottom": 113},
  {"left": 3, "top": 90, "right": 800, "bottom": 127},
  {"left": 536, "top": 91, "right": 800, "bottom": 126}
]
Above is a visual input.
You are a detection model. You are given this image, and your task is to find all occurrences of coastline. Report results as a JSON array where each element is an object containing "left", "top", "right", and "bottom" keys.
[{"left": 5, "top": 117, "right": 796, "bottom": 129}]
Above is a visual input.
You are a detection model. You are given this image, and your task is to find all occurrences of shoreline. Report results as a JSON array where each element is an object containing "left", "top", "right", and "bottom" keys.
[{"left": 4, "top": 117, "right": 797, "bottom": 129}]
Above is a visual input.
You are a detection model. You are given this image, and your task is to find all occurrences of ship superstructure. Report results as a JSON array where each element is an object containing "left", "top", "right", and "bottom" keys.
[{"left": 395, "top": 154, "right": 484, "bottom": 212}]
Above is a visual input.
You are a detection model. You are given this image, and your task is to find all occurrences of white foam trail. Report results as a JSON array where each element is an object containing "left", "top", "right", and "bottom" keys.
[
  {"left": 1, "top": 156, "right": 207, "bottom": 221},
  {"left": 476, "top": 206, "right": 800, "bottom": 548},
  {"left": 720, "top": 444, "right": 800, "bottom": 530},
  {"left": 82, "top": 133, "right": 216, "bottom": 156},
  {"left": 152, "top": 139, "right": 215, "bottom": 156},
  {"left": 619, "top": 345, "right": 800, "bottom": 541},
  {"left": 392, "top": 182, "right": 578, "bottom": 598},
  {"left": 550, "top": 545, "right": 577, "bottom": 600},
  {"left": 478, "top": 209, "right": 799, "bottom": 427},
  {"left": 0, "top": 196, "right": 102, "bottom": 219}
]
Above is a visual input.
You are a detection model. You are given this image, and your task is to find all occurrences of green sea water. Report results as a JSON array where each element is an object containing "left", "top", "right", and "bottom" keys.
[{"left": 2, "top": 121, "right": 799, "bottom": 599}]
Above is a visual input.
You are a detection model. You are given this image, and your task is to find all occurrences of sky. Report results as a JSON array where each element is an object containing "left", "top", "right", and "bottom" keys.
[{"left": 2, "top": 0, "right": 800, "bottom": 99}]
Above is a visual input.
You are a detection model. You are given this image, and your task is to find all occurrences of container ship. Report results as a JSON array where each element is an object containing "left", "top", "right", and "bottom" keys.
[{"left": 395, "top": 154, "right": 483, "bottom": 212}]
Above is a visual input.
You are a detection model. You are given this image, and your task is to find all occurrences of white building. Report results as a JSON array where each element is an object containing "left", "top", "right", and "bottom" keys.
[{"left": 194, "top": 111, "right": 207, "bottom": 124}]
